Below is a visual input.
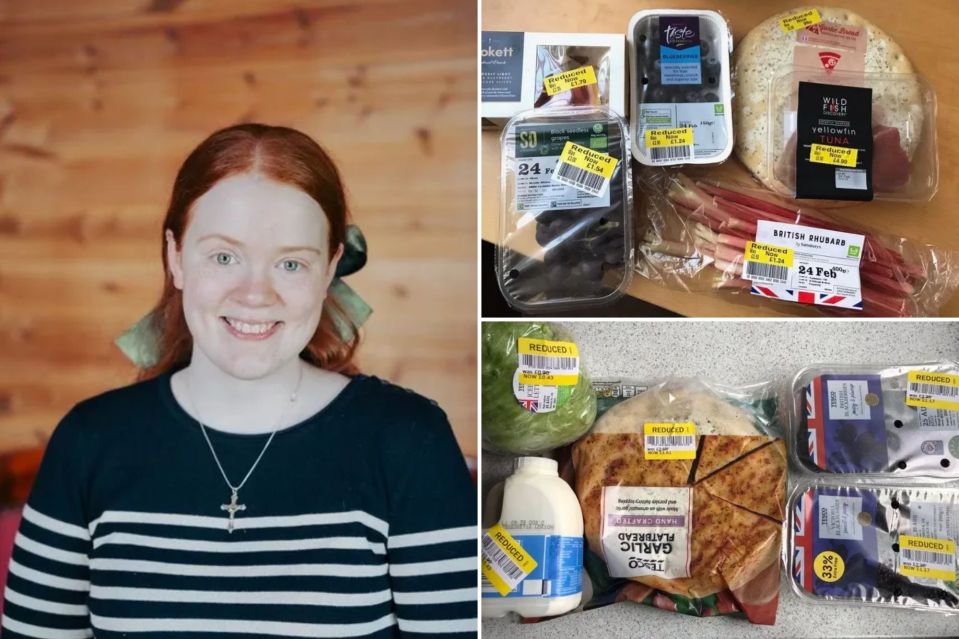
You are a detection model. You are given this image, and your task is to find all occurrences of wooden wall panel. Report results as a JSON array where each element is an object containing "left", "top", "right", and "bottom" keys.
[{"left": 0, "top": 0, "right": 478, "bottom": 455}]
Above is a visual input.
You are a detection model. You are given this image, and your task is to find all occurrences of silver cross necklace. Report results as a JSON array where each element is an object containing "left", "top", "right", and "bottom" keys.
[{"left": 187, "top": 364, "right": 303, "bottom": 533}]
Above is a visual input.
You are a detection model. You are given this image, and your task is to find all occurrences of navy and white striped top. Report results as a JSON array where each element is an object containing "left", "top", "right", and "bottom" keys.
[{"left": 1, "top": 371, "right": 477, "bottom": 638}]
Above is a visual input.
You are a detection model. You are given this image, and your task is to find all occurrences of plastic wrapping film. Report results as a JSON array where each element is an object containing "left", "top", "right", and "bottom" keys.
[
  {"left": 634, "top": 168, "right": 959, "bottom": 316},
  {"left": 482, "top": 322, "right": 596, "bottom": 455},
  {"left": 789, "top": 481, "right": 959, "bottom": 612},
  {"left": 765, "top": 68, "right": 938, "bottom": 202},
  {"left": 627, "top": 9, "right": 735, "bottom": 166},
  {"left": 566, "top": 378, "right": 787, "bottom": 624},
  {"left": 788, "top": 362, "right": 959, "bottom": 479},
  {"left": 497, "top": 106, "right": 634, "bottom": 312}
]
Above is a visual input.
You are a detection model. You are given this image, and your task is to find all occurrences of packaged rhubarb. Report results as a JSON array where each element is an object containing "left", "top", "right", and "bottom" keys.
[
  {"left": 789, "top": 482, "right": 959, "bottom": 612},
  {"left": 569, "top": 378, "right": 787, "bottom": 624},
  {"left": 734, "top": 6, "right": 939, "bottom": 203},
  {"left": 627, "top": 9, "right": 734, "bottom": 166},
  {"left": 635, "top": 169, "right": 959, "bottom": 317},
  {"left": 789, "top": 363, "right": 959, "bottom": 478},
  {"left": 498, "top": 106, "right": 633, "bottom": 312}
]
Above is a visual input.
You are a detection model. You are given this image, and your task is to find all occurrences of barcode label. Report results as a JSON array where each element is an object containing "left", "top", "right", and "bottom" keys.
[
  {"left": 745, "top": 260, "right": 789, "bottom": 283},
  {"left": 553, "top": 161, "right": 607, "bottom": 196},
  {"left": 910, "top": 383, "right": 959, "bottom": 398},
  {"left": 643, "top": 422, "right": 697, "bottom": 460},
  {"left": 519, "top": 354, "right": 577, "bottom": 371},
  {"left": 480, "top": 525, "right": 538, "bottom": 596},
  {"left": 906, "top": 372, "right": 959, "bottom": 412},
  {"left": 482, "top": 535, "right": 525, "bottom": 583},
  {"left": 647, "top": 435, "right": 695, "bottom": 448},
  {"left": 902, "top": 548, "right": 954, "bottom": 567},
  {"left": 649, "top": 144, "right": 692, "bottom": 163}
]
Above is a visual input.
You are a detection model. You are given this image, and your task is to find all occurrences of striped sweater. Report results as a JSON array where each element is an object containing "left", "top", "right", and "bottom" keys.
[{"left": 1, "top": 372, "right": 477, "bottom": 638}]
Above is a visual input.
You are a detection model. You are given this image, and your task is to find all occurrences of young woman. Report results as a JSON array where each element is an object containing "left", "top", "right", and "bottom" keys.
[{"left": 1, "top": 124, "right": 477, "bottom": 638}]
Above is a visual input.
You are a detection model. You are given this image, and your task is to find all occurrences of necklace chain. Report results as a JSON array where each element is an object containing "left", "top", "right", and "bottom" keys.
[{"left": 188, "top": 365, "right": 304, "bottom": 495}]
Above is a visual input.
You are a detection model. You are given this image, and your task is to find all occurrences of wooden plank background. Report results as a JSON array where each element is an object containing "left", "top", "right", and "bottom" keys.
[{"left": 0, "top": 0, "right": 477, "bottom": 455}]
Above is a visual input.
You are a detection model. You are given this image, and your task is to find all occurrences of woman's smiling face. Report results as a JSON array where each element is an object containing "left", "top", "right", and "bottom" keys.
[{"left": 166, "top": 172, "right": 341, "bottom": 380}]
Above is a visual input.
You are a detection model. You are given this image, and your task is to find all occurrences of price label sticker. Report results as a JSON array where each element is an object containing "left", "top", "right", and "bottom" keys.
[
  {"left": 906, "top": 371, "right": 959, "bottom": 411},
  {"left": 899, "top": 535, "right": 957, "bottom": 582},
  {"left": 643, "top": 422, "right": 697, "bottom": 460},
  {"left": 481, "top": 524, "right": 538, "bottom": 596},
  {"left": 745, "top": 241, "right": 795, "bottom": 267},
  {"left": 543, "top": 66, "right": 597, "bottom": 96},
  {"left": 645, "top": 127, "right": 693, "bottom": 148},
  {"left": 517, "top": 338, "right": 579, "bottom": 386},
  {"left": 810, "top": 143, "right": 858, "bottom": 167},
  {"left": 552, "top": 141, "right": 619, "bottom": 197},
  {"left": 780, "top": 8, "right": 822, "bottom": 33}
]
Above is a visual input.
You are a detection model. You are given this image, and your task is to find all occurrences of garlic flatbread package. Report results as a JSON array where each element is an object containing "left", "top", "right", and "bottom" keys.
[{"left": 570, "top": 379, "right": 786, "bottom": 625}]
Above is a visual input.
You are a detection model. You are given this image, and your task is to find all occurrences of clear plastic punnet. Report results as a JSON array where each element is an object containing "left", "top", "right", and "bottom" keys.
[
  {"left": 788, "top": 362, "right": 959, "bottom": 479},
  {"left": 789, "top": 481, "right": 959, "bottom": 613},
  {"left": 498, "top": 106, "right": 633, "bottom": 312},
  {"left": 627, "top": 9, "right": 734, "bottom": 166},
  {"left": 767, "top": 67, "right": 939, "bottom": 202}
]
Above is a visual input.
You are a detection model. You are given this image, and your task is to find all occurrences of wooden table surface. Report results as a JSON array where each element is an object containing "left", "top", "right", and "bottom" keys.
[{"left": 482, "top": 0, "right": 959, "bottom": 317}]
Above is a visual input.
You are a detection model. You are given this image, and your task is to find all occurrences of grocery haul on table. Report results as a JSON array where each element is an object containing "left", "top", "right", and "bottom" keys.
[
  {"left": 482, "top": 6, "right": 959, "bottom": 316},
  {"left": 480, "top": 322, "right": 959, "bottom": 624}
]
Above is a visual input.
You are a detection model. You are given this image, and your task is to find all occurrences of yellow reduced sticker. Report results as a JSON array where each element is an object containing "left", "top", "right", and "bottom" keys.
[
  {"left": 518, "top": 337, "right": 579, "bottom": 386},
  {"left": 814, "top": 550, "right": 845, "bottom": 582},
  {"left": 810, "top": 143, "right": 858, "bottom": 167},
  {"left": 558, "top": 141, "right": 619, "bottom": 179},
  {"left": 780, "top": 8, "right": 822, "bottom": 33},
  {"left": 645, "top": 127, "right": 693, "bottom": 148},
  {"left": 899, "top": 535, "right": 957, "bottom": 582},
  {"left": 543, "top": 66, "right": 597, "bottom": 96},
  {"left": 905, "top": 371, "right": 959, "bottom": 411},
  {"left": 644, "top": 422, "right": 696, "bottom": 460},
  {"left": 745, "top": 241, "right": 795, "bottom": 267},
  {"left": 481, "top": 524, "right": 538, "bottom": 596}
]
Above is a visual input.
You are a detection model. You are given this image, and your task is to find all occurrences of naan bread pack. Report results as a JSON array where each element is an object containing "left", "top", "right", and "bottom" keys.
[{"left": 569, "top": 379, "right": 787, "bottom": 624}]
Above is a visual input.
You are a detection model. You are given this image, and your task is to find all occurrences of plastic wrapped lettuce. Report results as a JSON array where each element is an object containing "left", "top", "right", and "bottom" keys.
[{"left": 482, "top": 322, "right": 597, "bottom": 454}]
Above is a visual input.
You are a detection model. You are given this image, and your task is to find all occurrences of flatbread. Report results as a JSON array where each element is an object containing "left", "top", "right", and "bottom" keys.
[
  {"left": 694, "top": 435, "right": 774, "bottom": 482},
  {"left": 573, "top": 433, "right": 693, "bottom": 549},
  {"left": 634, "top": 488, "right": 781, "bottom": 598},
  {"left": 734, "top": 6, "right": 923, "bottom": 194},
  {"left": 698, "top": 440, "right": 788, "bottom": 521},
  {"left": 588, "top": 381, "right": 760, "bottom": 436},
  {"left": 572, "top": 386, "right": 786, "bottom": 599}
]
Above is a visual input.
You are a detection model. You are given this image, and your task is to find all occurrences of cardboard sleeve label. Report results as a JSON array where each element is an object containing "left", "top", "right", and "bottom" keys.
[
  {"left": 810, "top": 143, "right": 859, "bottom": 168},
  {"left": 543, "top": 66, "right": 597, "bottom": 96},
  {"left": 906, "top": 371, "right": 959, "bottom": 411},
  {"left": 643, "top": 422, "right": 697, "bottom": 460},
  {"left": 645, "top": 127, "right": 693, "bottom": 148},
  {"left": 481, "top": 524, "right": 538, "bottom": 596},
  {"left": 780, "top": 9, "right": 822, "bottom": 33}
]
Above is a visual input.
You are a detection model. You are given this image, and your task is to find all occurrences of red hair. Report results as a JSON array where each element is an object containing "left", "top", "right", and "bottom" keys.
[{"left": 138, "top": 123, "right": 360, "bottom": 380}]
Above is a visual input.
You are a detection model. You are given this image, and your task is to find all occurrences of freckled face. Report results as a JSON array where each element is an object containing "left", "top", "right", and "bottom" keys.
[{"left": 166, "top": 172, "right": 341, "bottom": 380}]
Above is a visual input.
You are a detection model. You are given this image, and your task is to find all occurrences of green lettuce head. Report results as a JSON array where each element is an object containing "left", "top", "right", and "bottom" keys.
[{"left": 482, "top": 322, "right": 597, "bottom": 454}]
